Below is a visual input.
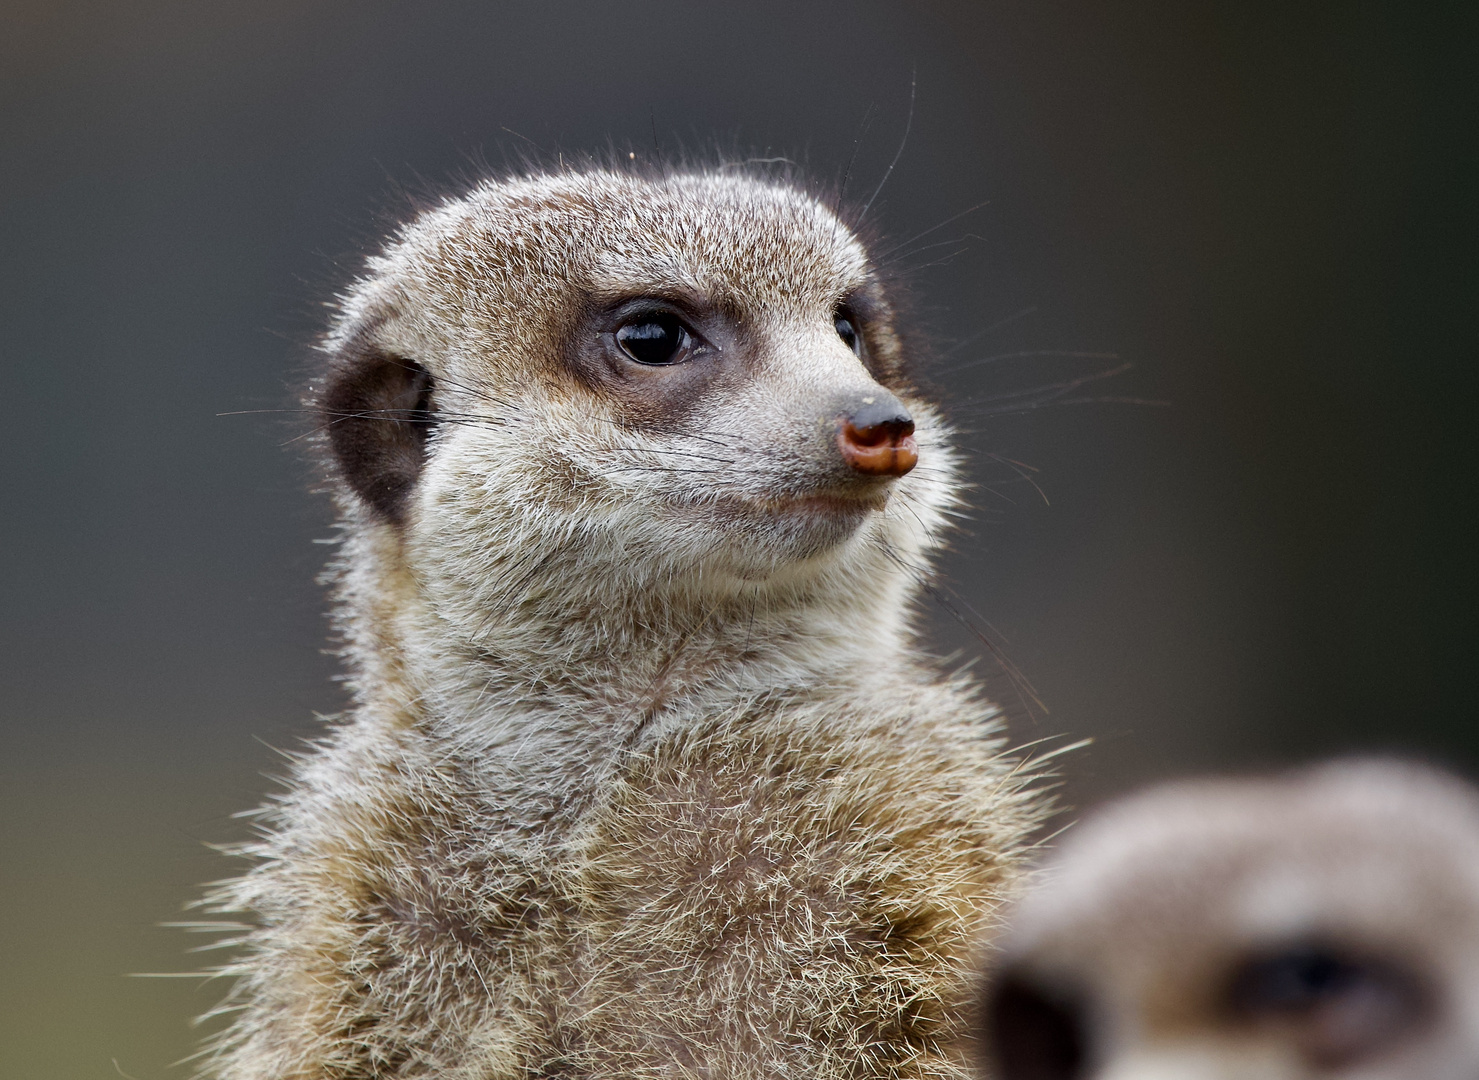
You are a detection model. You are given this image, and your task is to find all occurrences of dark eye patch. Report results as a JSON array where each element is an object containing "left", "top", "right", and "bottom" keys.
[
  {"left": 557, "top": 294, "right": 734, "bottom": 430},
  {"left": 1231, "top": 947, "right": 1370, "bottom": 1012},
  {"left": 1226, "top": 942, "right": 1430, "bottom": 1067}
]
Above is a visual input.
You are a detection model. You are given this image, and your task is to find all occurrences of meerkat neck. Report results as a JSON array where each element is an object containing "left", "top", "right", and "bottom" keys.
[{"left": 335, "top": 520, "right": 923, "bottom": 745}]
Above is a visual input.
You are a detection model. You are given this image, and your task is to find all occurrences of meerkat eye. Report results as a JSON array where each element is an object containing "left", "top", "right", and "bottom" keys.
[
  {"left": 615, "top": 314, "right": 692, "bottom": 365},
  {"left": 1227, "top": 944, "right": 1426, "bottom": 1064},
  {"left": 835, "top": 312, "right": 862, "bottom": 356},
  {"left": 1230, "top": 947, "right": 1382, "bottom": 1014}
]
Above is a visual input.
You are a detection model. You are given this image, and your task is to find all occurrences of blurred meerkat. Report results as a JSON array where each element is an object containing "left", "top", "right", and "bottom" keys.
[
  {"left": 982, "top": 759, "right": 1479, "bottom": 1080},
  {"left": 195, "top": 163, "right": 1045, "bottom": 1080}
]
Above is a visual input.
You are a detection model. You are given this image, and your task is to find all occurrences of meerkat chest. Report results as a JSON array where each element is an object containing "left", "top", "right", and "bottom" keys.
[
  {"left": 259, "top": 697, "right": 1016, "bottom": 1079},
  {"left": 551, "top": 705, "right": 1012, "bottom": 1075}
]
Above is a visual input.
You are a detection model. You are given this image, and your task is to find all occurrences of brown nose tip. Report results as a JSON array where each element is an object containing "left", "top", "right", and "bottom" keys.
[{"left": 838, "top": 400, "right": 918, "bottom": 477}]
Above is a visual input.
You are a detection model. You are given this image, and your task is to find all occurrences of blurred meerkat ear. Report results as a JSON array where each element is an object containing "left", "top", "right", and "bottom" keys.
[{"left": 319, "top": 337, "right": 436, "bottom": 523}]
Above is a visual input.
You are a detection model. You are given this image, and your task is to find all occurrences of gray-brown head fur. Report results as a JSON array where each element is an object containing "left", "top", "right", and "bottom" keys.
[
  {"left": 314, "top": 166, "right": 959, "bottom": 735},
  {"left": 983, "top": 759, "right": 1479, "bottom": 1080},
  {"left": 195, "top": 164, "right": 1042, "bottom": 1080}
]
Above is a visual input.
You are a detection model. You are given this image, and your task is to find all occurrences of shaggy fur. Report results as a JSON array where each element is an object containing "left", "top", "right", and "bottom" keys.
[
  {"left": 196, "top": 165, "right": 1044, "bottom": 1080},
  {"left": 983, "top": 760, "right": 1479, "bottom": 1079}
]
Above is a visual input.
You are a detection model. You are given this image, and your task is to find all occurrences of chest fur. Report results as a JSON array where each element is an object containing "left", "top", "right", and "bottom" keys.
[{"left": 319, "top": 707, "right": 1020, "bottom": 1079}]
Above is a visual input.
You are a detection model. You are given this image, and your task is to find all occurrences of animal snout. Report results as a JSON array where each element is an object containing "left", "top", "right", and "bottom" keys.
[{"left": 837, "top": 395, "right": 918, "bottom": 477}]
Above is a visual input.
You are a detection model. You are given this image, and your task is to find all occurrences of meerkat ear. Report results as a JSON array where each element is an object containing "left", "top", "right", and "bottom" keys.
[{"left": 320, "top": 338, "right": 436, "bottom": 523}]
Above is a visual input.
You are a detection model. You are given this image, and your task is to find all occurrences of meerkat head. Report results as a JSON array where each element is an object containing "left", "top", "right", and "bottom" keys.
[
  {"left": 981, "top": 760, "right": 1479, "bottom": 1080},
  {"left": 315, "top": 165, "right": 957, "bottom": 668}
]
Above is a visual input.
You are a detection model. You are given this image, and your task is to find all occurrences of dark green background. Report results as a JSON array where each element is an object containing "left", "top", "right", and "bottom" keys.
[{"left": 2, "top": 1, "right": 1475, "bottom": 1075}]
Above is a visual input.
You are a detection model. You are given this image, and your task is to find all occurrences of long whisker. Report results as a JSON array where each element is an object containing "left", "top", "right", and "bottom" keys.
[
  {"left": 358, "top": 354, "right": 522, "bottom": 412},
  {"left": 975, "top": 453, "right": 1049, "bottom": 505},
  {"left": 576, "top": 413, "right": 745, "bottom": 450},
  {"left": 874, "top": 537, "right": 1046, "bottom": 718},
  {"left": 885, "top": 246, "right": 972, "bottom": 275},
  {"left": 936, "top": 349, "right": 1120, "bottom": 378},
  {"left": 218, "top": 407, "right": 518, "bottom": 422},
  {"left": 953, "top": 363, "right": 1132, "bottom": 404},
  {"left": 605, "top": 466, "right": 725, "bottom": 476},
  {"left": 956, "top": 394, "right": 1171, "bottom": 420},
  {"left": 856, "top": 68, "right": 916, "bottom": 224},
  {"left": 834, "top": 103, "right": 876, "bottom": 221},
  {"left": 949, "top": 366, "right": 1153, "bottom": 422},
  {"left": 937, "top": 307, "right": 1039, "bottom": 358},
  {"left": 876, "top": 235, "right": 985, "bottom": 271},
  {"left": 873, "top": 201, "right": 991, "bottom": 260},
  {"left": 595, "top": 446, "right": 738, "bottom": 465}
]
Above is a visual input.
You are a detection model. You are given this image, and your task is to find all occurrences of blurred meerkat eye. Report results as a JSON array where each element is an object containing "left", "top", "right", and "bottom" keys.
[
  {"left": 1227, "top": 944, "right": 1427, "bottom": 1066},
  {"left": 834, "top": 311, "right": 862, "bottom": 355},
  {"left": 615, "top": 314, "right": 692, "bottom": 365},
  {"left": 1231, "top": 948, "right": 1364, "bottom": 1011}
]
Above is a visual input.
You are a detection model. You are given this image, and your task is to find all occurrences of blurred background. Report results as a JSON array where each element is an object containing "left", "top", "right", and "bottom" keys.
[{"left": 2, "top": 0, "right": 1474, "bottom": 1074}]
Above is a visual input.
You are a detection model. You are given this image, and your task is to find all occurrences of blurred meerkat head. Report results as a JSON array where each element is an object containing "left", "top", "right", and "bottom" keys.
[
  {"left": 315, "top": 166, "right": 956, "bottom": 662},
  {"left": 982, "top": 760, "right": 1479, "bottom": 1080}
]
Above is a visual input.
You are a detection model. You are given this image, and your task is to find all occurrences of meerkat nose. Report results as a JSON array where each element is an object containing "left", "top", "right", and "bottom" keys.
[{"left": 837, "top": 394, "right": 918, "bottom": 477}]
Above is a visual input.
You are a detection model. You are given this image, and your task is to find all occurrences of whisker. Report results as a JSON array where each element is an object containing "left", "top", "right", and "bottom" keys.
[
  {"left": 884, "top": 245, "right": 971, "bottom": 274},
  {"left": 873, "top": 537, "right": 1046, "bottom": 718},
  {"left": 835, "top": 103, "right": 875, "bottom": 221},
  {"left": 873, "top": 200, "right": 991, "bottom": 261},
  {"left": 856, "top": 68, "right": 915, "bottom": 224},
  {"left": 949, "top": 368, "right": 1137, "bottom": 423},
  {"left": 664, "top": 429, "right": 744, "bottom": 449},
  {"left": 575, "top": 413, "right": 743, "bottom": 450},
  {"left": 955, "top": 449, "right": 1039, "bottom": 471},
  {"left": 605, "top": 466, "right": 725, "bottom": 476},
  {"left": 362, "top": 354, "right": 522, "bottom": 412},
  {"left": 876, "top": 235, "right": 985, "bottom": 271},
  {"left": 937, "top": 307, "right": 1039, "bottom": 358},
  {"left": 977, "top": 453, "right": 1048, "bottom": 505},
  {"left": 271, "top": 412, "right": 505, "bottom": 448},
  {"left": 595, "top": 446, "right": 738, "bottom": 465},
  {"left": 935, "top": 349, "right": 1120, "bottom": 378},
  {"left": 955, "top": 394, "right": 1170, "bottom": 420}
]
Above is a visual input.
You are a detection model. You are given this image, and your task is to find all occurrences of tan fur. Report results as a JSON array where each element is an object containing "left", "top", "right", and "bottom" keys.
[
  {"left": 984, "top": 760, "right": 1479, "bottom": 1080},
  {"left": 196, "top": 165, "right": 1043, "bottom": 1079}
]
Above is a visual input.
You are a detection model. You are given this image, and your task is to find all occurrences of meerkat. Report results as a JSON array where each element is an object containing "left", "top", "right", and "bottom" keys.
[
  {"left": 981, "top": 759, "right": 1479, "bottom": 1080},
  {"left": 195, "top": 162, "right": 1046, "bottom": 1080}
]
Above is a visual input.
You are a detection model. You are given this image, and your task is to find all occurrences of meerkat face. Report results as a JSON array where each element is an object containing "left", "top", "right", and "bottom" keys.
[
  {"left": 981, "top": 762, "right": 1479, "bottom": 1080},
  {"left": 319, "top": 169, "right": 954, "bottom": 617}
]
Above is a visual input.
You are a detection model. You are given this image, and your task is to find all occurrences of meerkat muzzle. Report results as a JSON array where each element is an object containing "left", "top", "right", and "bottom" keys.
[{"left": 837, "top": 397, "right": 918, "bottom": 477}]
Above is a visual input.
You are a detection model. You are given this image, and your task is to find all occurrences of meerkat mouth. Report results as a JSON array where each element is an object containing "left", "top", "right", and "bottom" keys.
[
  {"left": 668, "top": 486, "right": 890, "bottom": 524},
  {"left": 755, "top": 490, "right": 890, "bottom": 517},
  {"left": 650, "top": 485, "right": 891, "bottom": 557}
]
